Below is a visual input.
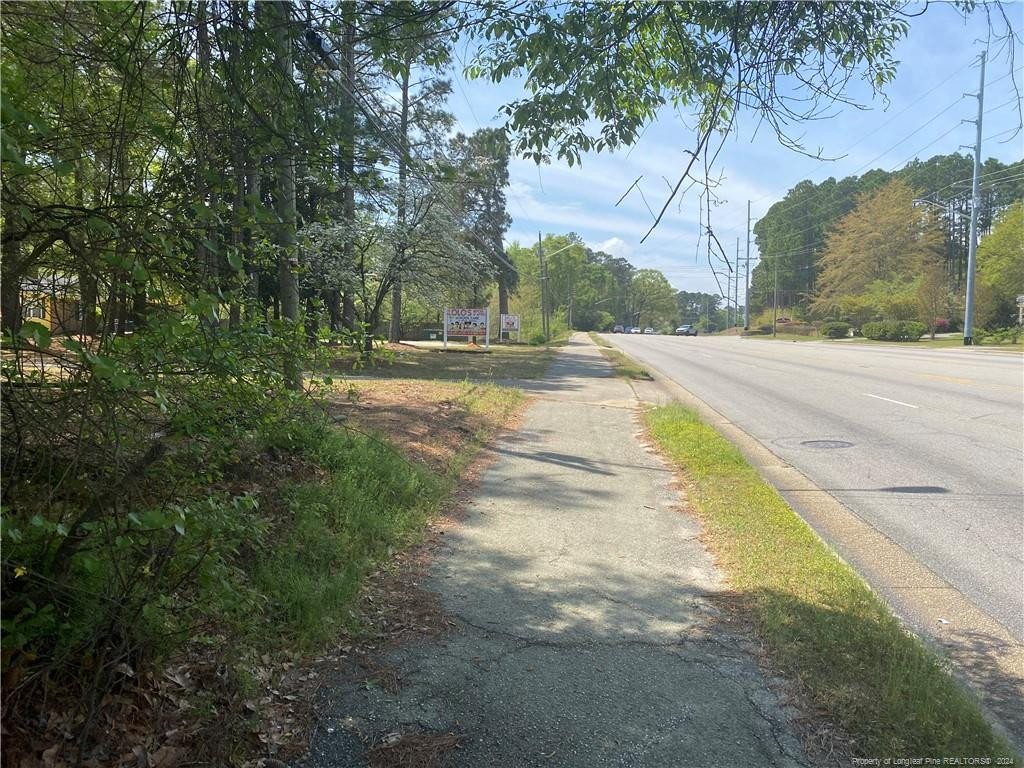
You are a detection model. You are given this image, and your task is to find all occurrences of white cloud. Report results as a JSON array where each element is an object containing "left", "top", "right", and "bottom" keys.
[{"left": 591, "top": 237, "right": 633, "bottom": 259}]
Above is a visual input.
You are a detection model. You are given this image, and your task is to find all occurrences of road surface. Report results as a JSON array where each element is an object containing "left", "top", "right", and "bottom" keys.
[{"left": 604, "top": 334, "right": 1024, "bottom": 643}]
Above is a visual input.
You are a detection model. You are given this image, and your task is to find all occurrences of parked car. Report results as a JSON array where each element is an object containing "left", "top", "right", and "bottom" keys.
[
  {"left": 675, "top": 324, "right": 698, "bottom": 336},
  {"left": 643, "top": 327, "right": 655, "bottom": 334},
  {"left": 629, "top": 327, "right": 642, "bottom": 334},
  {"left": 612, "top": 324, "right": 625, "bottom": 333}
]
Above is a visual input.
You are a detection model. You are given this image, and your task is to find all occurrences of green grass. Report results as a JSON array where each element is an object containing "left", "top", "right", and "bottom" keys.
[
  {"left": 253, "top": 382, "right": 524, "bottom": 649},
  {"left": 332, "top": 342, "right": 560, "bottom": 380},
  {"left": 588, "top": 332, "right": 652, "bottom": 379},
  {"left": 253, "top": 425, "right": 440, "bottom": 648},
  {"left": 645, "top": 403, "right": 1016, "bottom": 760}
]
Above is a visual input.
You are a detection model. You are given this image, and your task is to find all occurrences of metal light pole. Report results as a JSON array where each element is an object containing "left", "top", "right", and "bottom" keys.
[
  {"left": 734, "top": 238, "right": 740, "bottom": 328},
  {"left": 744, "top": 201, "right": 751, "bottom": 330},
  {"left": 963, "top": 50, "right": 986, "bottom": 345},
  {"left": 537, "top": 232, "right": 548, "bottom": 341}
]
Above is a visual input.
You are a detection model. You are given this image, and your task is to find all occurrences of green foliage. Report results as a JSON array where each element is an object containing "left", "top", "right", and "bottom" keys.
[
  {"left": 819, "top": 321, "right": 851, "bottom": 339},
  {"left": 974, "top": 327, "right": 1022, "bottom": 346},
  {"left": 861, "top": 320, "right": 927, "bottom": 341},
  {"left": 976, "top": 201, "right": 1024, "bottom": 329},
  {"left": 812, "top": 179, "right": 944, "bottom": 317},
  {"left": 254, "top": 424, "right": 439, "bottom": 647},
  {"left": 470, "top": 3, "right": 911, "bottom": 166}
]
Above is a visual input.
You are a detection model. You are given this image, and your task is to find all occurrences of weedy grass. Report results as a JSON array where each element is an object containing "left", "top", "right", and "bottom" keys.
[
  {"left": 645, "top": 403, "right": 1016, "bottom": 759},
  {"left": 255, "top": 380, "right": 526, "bottom": 650},
  {"left": 588, "top": 332, "right": 652, "bottom": 379},
  {"left": 253, "top": 424, "right": 440, "bottom": 649}
]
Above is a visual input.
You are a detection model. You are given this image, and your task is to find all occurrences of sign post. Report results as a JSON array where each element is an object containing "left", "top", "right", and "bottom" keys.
[{"left": 1016, "top": 294, "right": 1024, "bottom": 327}]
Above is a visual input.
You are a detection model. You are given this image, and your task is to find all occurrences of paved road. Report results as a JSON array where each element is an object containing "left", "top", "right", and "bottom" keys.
[{"left": 605, "top": 334, "right": 1024, "bottom": 642}]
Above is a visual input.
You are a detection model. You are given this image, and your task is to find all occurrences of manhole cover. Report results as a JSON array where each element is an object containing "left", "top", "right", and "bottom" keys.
[{"left": 800, "top": 439, "right": 854, "bottom": 449}]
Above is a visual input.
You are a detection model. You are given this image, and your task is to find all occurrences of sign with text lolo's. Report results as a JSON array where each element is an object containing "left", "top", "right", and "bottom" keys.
[{"left": 443, "top": 308, "right": 490, "bottom": 349}]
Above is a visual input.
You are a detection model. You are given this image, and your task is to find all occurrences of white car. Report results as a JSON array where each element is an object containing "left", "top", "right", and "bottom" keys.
[
  {"left": 643, "top": 327, "right": 655, "bottom": 334},
  {"left": 629, "top": 327, "right": 642, "bottom": 334}
]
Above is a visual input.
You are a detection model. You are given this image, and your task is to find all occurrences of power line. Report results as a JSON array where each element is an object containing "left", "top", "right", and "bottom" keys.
[{"left": 710, "top": 64, "right": 1023, "bottom": 235}]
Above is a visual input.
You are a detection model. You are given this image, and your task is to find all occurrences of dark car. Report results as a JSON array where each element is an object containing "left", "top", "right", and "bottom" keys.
[
  {"left": 612, "top": 324, "right": 625, "bottom": 333},
  {"left": 675, "top": 325, "right": 698, "bottom": 336}
]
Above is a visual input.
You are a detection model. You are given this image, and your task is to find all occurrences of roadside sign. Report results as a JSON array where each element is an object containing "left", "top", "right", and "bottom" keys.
[
  {"left": 499, "top": 313, "right": 521, "bottom": 342},
  {"left": 443, "top": 308, "right": 490, "bottom": 350},
  {"left": 1016, "top": 294, "right": 1024, "bottom": 306}
]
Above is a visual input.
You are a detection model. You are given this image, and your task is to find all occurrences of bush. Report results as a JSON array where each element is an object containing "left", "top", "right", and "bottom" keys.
[
  {"left": 861, "top": 320, "right": 927, "bottom": 341},
  {"left": 931, "top": 318, "right": 950, "bottom": 333},
  {"left": 758, "top": 324, "right": 774, "bottom": 334},
  {"left": 977, "top": 327, "right": 1021, "bottom": 345},
  {"left": 820, "top": 321, "right": 851, "bottom": 339}
]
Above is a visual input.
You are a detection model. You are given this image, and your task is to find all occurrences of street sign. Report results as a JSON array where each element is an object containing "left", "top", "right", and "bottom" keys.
[{"left": 1016, "top": 294, "right": 1024, "bottom": 306}]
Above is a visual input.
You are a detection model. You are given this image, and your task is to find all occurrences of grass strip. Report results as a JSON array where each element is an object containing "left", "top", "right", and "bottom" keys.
[
  {"left": 645, "top": 403, "right": 1016, "bottom": 759},
  {"left": 588, "top": 332, "right": 652, "bottom": 379},
  {"left": 256, "top": 382, "right": 525, "bottom": 650}
]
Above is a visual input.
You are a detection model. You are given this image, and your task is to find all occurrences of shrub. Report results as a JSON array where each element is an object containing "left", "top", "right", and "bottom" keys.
[
  {"left": 820, "top": 321, "right": 851, "bottom": 339},
  {"left": 861, "top": 320, "right": 927, "bottom": 341},
  {"left": 932, "top": 318, "right": 950, "bottom": 333},
  {"left": 977, "top": 327, "right": 1021, "bottom": 345},
  {"left": 758, "top": 323, "right": 774, "bottom": 334}
]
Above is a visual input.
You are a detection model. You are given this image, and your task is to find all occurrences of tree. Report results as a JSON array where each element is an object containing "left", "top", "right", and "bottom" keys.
[
  {"left": 811, "top": 179, "right": 945, "bottom": 318},
  {"left": 450, "top": 129, "right": 514, "bottom": 314},
  {"left": 628, "top": 270, "right": 677, "bottom": 329},
  {"left": 917, "top": 266, "right": 956, "bottom": 339},
  {"left": 976, "top": 201, "right": 1024, "bottom": 328}
]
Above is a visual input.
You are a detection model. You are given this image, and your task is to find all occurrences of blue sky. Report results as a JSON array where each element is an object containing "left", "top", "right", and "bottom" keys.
[{"left": 445, "top": 2, "right": 1023, "bottom": 296}]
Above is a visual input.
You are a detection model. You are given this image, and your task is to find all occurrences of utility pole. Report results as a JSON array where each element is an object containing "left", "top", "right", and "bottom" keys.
[
  {"left": 744, "top": 200, "right": 751, "bottom": 330},
  {"left": 735, "top": 238, "right": 740, "bottom": 328},
  {"left": 772, "top": 260, "right": 779, "bottom": 338},
  {"left": 963, "top": 50, "right": 986, "bottom": 345},
  {"left": 725, "top": 271, "right": 731, "bottom": 328},
  {"left": 537, "top": 231, "right": 549, "bottom": 341}
]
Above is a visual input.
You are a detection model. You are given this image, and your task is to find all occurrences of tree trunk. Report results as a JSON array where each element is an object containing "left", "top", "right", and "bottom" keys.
[
  {"left": 342, "top": 292, "right": 355, "bottom": 332},
  {"left": 327, "top": 288, "right": 341, "bottom": 331},
  {"left": 388, "top": 65, "right": 410, "bottom": 344},
  {"left": 390, "top": 277, "right": 402, "bottom": 342},
  {"left": 196, "top": 0, "right": 220, "bottom": 324},
  {"left": 498, "top": 271, "right": 509, "bottom": 316},
  {"left": 244, "top": 163, "right": 261, "bottom": 319},
  {"left": 1, "top": 257, "right": 21, "bottom": 337},
  {"left": 71, "top": 161, "right": 99, "bottom": 337},
  {"left": 340, "top": 11, "right": 357, "bottom": 334},
  {"left": 272, "top": 0, "right": 301, "bottom": 389}
]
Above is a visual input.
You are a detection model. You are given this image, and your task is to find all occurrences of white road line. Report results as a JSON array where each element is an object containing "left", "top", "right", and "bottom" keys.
[{"left": 863, "top": 393, "right": 919, "bottom": 409}]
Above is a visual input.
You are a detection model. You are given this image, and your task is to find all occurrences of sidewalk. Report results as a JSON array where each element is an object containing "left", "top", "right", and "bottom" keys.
[{"left": 303, "top": 334, "right": 809, "bottom": 767}]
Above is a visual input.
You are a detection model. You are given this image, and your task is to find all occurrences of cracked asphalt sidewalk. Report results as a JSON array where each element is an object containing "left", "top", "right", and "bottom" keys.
[{"left": 300, "top": 334, "right": 811, "bottom": 767}]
